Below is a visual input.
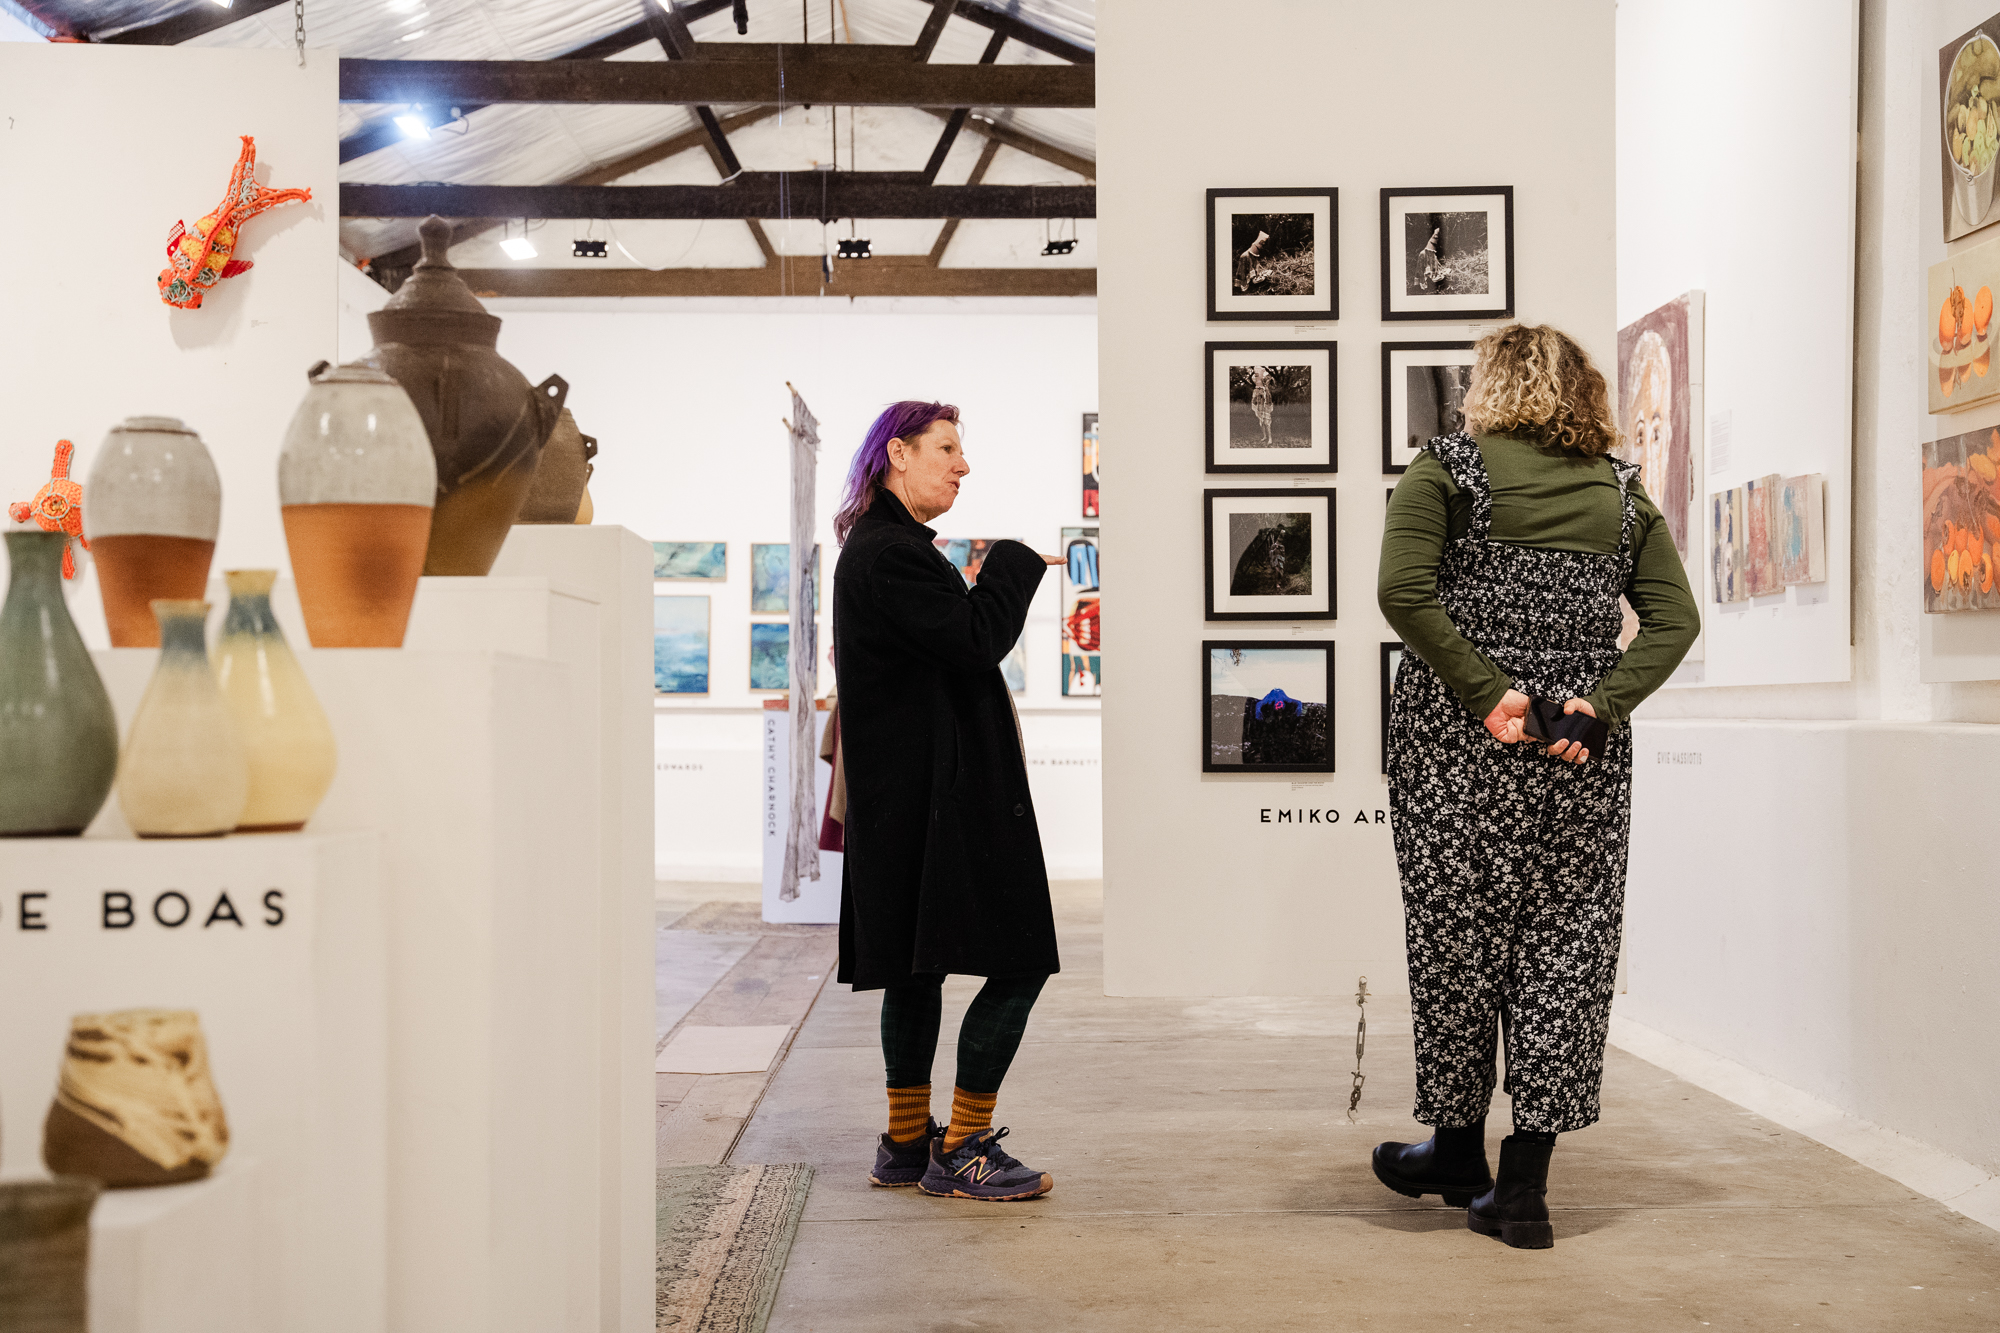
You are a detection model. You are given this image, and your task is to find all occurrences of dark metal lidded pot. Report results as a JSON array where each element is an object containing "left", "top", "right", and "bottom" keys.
[{"left": 364, "top": 215, "right": 569, "bottom": 575}]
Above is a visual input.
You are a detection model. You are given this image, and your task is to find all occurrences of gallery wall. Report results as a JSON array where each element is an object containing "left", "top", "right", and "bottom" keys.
[
  {"left": 478, "top": 298, "right": 1102, "bottom": 880},
  {"left": 1096, "top": 0, "right": 1617, "bottom": 996}
]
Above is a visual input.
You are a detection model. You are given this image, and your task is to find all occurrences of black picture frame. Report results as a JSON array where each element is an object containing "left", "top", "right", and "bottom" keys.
[
  {"left": 1379, "top": 186, "right": 1515, "bottom": 322},
  {"left": 1203, "top": 488, "right": 1337, "bottom": 621},
  {"left": 1380, "top": 641, "right": 1405, "bottom": 775},
  {"left": 1206, "top": 187, "right": 1339, "bottom": 322},
  {"left": 1202, "top": 639, "right": 1337, "bottom": 773},
  {"left": 1204, "top": 341, "right": 1338, "bottom": 473},
  {"left": 1381, "top": 341, "right": 1475, "bottom": 474}
]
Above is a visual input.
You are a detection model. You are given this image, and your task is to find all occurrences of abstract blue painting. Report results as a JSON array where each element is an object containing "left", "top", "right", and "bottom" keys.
[
  {"left": 653, "top": 541, "right": 727, "bottom": 580},
  {"left": 749, "top": 622, "right": 789, "bottom": 690},
  {"left": 750, "top": 543, "right": 821, "bottom": 614},
  {"left": 653, "top": 596, "right": 709, "bottom": 694}
]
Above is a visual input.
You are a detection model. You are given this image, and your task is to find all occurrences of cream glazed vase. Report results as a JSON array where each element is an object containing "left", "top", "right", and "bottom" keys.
[
  {"left": 279, "top": 361, "right": 438, "bottom": 648},
  {"left": 214, "top": 570, "right": 337, "bottom": 832},
  {"left": 117, "top": 600, "right": 247, "bottom": 838},
  {"left": 83, "top": 416, "right": 222, "bottom": 649}
]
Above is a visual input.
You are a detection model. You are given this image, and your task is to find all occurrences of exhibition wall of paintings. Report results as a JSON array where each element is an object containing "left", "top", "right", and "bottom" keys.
[
  {"left": 1082, "top": 412, "right": 1100, "bottom": 518},
  {"left": 1381, "top": 342, "right": 1474, "bottom": 473},
  {"left": 1205, "top": 489, "right": 1336, "bottom": 621},
  {"left": 653, "top": 596, "right": 710, "bottom": 695},
  {"left": 1380, "top": 187, "right": 1515, "bottom": 321},
  {"left": 1616, "top": 291, "right": 1704, "bottom": 558},
  {"left": 1205, "top": 342, "right": 1336, "bottom": 472},
  {"left": 1923, "top": 427, "right": 2000, "bottom": 614},
  {"left": 653, "top": 541, "right": 727, "bottom": 581},
  {"left": 1206, "top": 188, "right": 1338, "bottom": 321},
  {"left": 1061, "top": 526, "right": 1101, "bottom": 697},
  {"left": 933, "top": 538, "right": 1029, "bottom": 692},
  {"left": 1202, "top": 642, "right": 1335, "bottom": 773},
  {"left": 1927, "top": 233, "right": 2000, "bottom": 414}
]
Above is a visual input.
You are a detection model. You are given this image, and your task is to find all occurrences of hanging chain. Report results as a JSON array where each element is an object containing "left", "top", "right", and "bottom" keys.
[
  {"left": 294, "top": 0, "right": 307, "bottom": 67},
  {"left": 1346, "top": 976, "right": 1369, "bottom": 1123}
]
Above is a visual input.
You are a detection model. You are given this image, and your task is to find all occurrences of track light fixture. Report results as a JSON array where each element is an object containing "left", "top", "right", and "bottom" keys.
[
  {"left": 1042, "top": 239, "right": 1077, "bottom": 257},
  {"left": 837, "top": 238, "right": 873, "bottom": 260},
  {"left": 572, "top": 239, "right": 609, "bottom": 259}
]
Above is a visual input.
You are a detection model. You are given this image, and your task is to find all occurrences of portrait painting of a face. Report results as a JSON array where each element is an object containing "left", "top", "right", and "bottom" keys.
[{"left": 1617, "top": 292, "right": 1702, "bottom": 560}]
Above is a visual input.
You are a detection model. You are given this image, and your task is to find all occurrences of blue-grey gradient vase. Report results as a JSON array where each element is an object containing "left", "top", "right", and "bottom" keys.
[{"left": 0, "top": 530, "right": 118, "bottom": 836}]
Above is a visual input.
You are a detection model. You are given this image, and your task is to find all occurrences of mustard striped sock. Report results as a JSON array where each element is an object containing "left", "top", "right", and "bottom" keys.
[
  {"left": 887, "top": 1084, "right": 933, "bottom": 1143},
  {"left": 942, "top": 1088, "right": 999, "bottom": 1151}
]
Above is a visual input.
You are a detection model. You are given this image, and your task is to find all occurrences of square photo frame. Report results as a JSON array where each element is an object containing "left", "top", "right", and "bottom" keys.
[
  {"left": 1205, "top": 342, "right": 1337, "bottom": 472},
  {"left": 1202, "top": 640, "right": 1336, "bottom": 773},
  {"left": 1379, "top": 641, "right": 1405, "bottom": 774},
  {"left": 1203, "top": 488, "right": 1336, "bottom": 621},
  {"left": 1380, "top": 187, "right": 1514, "bottom": 321},
  {"left": 1382, "top": 342, "right": 1474, "bottom": 473},
  {"left": 1207, "top": 188, "right": 1338, "bottom": 321}
]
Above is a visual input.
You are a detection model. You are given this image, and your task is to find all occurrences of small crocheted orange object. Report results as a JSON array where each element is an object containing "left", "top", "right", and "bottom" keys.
[
  {"left": 157, "top": 135, "right": 313, "bottom": 310},
  {"left": 8, "top": 439, "right": 89, "bottom": 579}
]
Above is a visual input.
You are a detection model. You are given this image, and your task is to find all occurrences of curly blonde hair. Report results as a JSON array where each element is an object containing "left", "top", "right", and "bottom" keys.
[{"left": 1461, "top": 324, "right": 1620, "bottom": 458}]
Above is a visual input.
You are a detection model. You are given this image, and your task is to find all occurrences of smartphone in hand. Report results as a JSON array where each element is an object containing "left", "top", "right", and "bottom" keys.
[{"left": 1520, "top": 697, "right": 1608, "bottom": 756}]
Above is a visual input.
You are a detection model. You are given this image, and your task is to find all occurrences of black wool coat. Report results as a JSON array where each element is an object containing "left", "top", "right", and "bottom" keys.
[{"left": 831, "top": 488, "right": 1059, "bottom": 990}]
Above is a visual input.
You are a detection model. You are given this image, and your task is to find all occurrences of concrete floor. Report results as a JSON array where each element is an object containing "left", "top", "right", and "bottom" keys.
[{"left": 724, "top": 883, "right": 2000, "bottom": 1332}]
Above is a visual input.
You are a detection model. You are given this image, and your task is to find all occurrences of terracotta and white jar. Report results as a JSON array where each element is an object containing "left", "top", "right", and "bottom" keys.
[
  {"left": 82, "top": 416, "right": 222, "bottom": 648},
  {"left": 278, "top": 360, "right": 437, "bottom": 647}
]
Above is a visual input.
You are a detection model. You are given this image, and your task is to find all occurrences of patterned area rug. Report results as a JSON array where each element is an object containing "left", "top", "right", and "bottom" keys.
[
  {"left": 668, "top": 902, "right": 836, "bottom": 936},
  {"left": 657, "top": 1163, "right": 814, "bottom": 1332}
]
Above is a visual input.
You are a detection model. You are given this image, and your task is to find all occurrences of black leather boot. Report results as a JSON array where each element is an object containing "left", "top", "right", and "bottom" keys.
[
  {"left": 1466, "top": 1134, "right": 1554, "bottom": 1249},
  {"left": 1371, "top": 1121, "right": 1492, "bottom": 1207}
]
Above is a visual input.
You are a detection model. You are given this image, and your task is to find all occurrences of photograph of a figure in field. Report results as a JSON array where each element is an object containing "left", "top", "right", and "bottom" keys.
[
  {"left": 1228, "top": 511, "right": 1313, "bottom": 596},
  {"left": 1230, "top": 364, "right": 1312, "bottom": 449},
  {"left": 1232, "top": 213, "right": 1315, "bottom": 297},
  {"left": 1403, "top": 211, "right": 1490, "bottom": 296}
]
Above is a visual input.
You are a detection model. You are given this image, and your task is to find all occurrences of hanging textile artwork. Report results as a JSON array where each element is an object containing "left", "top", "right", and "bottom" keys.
[
  {"left": 780, "top": 384, "right": 822, "bottom": 902},
  {"left": 8, "top": 439, "right": 88, "bottom": 578},
  {"left": 158, "top": 136, "right": 313, "bottom": 310}
]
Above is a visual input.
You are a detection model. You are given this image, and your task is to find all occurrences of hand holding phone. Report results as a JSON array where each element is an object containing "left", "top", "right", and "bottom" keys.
[{"left": 1520, "top": 696, "right": 1607, "bottom": 764}]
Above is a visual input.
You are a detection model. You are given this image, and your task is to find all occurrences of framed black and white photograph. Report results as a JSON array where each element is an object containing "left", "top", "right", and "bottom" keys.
[
  {"left": 1382, "top": 342, "right": 1475, "bottom": 472},
  {"left": 1380, "top": 641, "right": 1405, "bottom": 774},
  {"left": 1205, "top": 342, "right": 1336, "bottom": 472},
  {"left": 1203, "top": 488, "right": 1336, "bottom": 621},
  {"left": 1379, "top": 187, "right": 1514, "bottom": 321},
  {"left": 1206, "top": 188, "right": 1338, "bottom": 322},
  {"left": 1203, "top": 640, "right": 1336, "bottom": 773}
]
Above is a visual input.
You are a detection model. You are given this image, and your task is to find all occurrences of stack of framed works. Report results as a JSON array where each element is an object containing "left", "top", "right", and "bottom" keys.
[
  {"left": 1205, "top": 188, "right": 1338, "bottom": 322},
  {"left": 653, "top": 596, "right": 710, "bottom": 695},
  {"left": 1709, "top": 474, "right": 1829, "bottom": 605},
  {"left": 1202, "top": 641, "right": 1335, "bottom": 773},
  {"left": 1203, "top": 489, "right": 1336, "bottom": 621},
  {"left": 934, "top": 538, "right": 1029, "bottom": 692},
  {"left": 1205, "top": 342, "right": 1336, "bottom": 472},
  {"left": 1060, "top": 527, "right": 1100, "bottom": 696}
]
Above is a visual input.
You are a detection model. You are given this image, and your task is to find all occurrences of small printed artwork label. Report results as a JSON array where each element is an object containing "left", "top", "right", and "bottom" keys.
[
  {"left": 1655, "top": 751, "right": 1703, "bottom": 765},
  {"left": 8, "top": 889, "right": 288, "bottom": 931},
  {"left": 1260, "top": 808, "right": 1390, "bottom": 826}
]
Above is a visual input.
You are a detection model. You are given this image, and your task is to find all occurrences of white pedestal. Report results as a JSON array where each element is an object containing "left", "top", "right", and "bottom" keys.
[
  {"left": 0, "top": 835, "right": 385, "bottom": 1333},
  {"left": 761, "top": 709, "right": 842, "bottom": 924},
  {"left": 492, "top": 526, "right": 656, "bottom": 1333},
  {"left": 89, "top": 1160, "right": 260, "bottom": 1333}
]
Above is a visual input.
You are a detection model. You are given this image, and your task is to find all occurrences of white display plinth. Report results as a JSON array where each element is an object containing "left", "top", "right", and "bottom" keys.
[
  {"left": 0, "top": 835, "right": 384, "bottom": 1333},
  {"left": 89, "top": 1160, "right": 260, "bottom": 1333},
  {"left": 492, "top": 525, "right": 657, "bottom": 1332},
  {"left": 761, "top": 708, "right": 842, "bottom": 924}
]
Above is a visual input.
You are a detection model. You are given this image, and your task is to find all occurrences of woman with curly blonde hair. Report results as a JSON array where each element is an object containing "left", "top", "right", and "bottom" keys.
[{"left": 1371, "top": 324, "right": 1699, "bottom": 1250}]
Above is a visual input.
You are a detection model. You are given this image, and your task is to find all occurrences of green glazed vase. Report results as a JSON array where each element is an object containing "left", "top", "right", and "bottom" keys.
[{"left": 0, "top": 530, "right": 119, "bottom": 836}]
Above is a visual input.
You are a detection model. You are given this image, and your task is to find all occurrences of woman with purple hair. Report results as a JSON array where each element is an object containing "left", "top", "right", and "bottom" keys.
[{"left": 831, "top": 399, "right": 1064, "bottom": 1203}]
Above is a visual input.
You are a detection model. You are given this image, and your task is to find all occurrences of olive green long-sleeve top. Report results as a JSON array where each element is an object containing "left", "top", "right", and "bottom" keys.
[{"left": 1378, "top": 433, "right": 1700, "bottom": 729}]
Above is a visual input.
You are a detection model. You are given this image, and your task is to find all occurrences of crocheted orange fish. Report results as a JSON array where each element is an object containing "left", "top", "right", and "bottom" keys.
[
  {"left": 157, "top": 135, "right": 312, "bottom": 310},
  {"left": 8, "top": 439, "right": 88, "bottom": 579}
]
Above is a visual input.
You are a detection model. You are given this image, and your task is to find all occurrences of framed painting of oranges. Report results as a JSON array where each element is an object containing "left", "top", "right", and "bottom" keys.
[
  {"left": 1928, "top": 236, "right": 2000, "bottom": 413},
  {"left": 1924, "top": 427, "right": 2000, "bottom": 613}
]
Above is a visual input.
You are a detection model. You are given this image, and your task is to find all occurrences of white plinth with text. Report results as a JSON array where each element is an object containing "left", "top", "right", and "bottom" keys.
[{"left": 761, "top": 708, "right": 842, "bottom": 924}]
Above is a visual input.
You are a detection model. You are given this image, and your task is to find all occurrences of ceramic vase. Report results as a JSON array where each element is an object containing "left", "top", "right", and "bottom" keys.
[
  {"left": 279, "top": 360, "right": 438, "bottom": 646},
  {"left": 82, "top": 416, "right": 221, "bottom": 648},
  {"left": 0, "top": 1178, "right": 99, "bottom": 1331},
  {"left": 518, "top": 408, "right": 598, "bottom": 523},
  {"left": 42, "top": 1009, "right": 230, "bottom": 1189},
  {"left": 214, "top": 570, "right": 337, "bottom": 831},
  {"left": 117, "top": 600, "right": 247, "bottom": 838},
  {"left": 0, "top": 531, "right": 119, "bottom": 836},
  {"left": 364, "top": 215, "right": 568, "bottom": 576}
]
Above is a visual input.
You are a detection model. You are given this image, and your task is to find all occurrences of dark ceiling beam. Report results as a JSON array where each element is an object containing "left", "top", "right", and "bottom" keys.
[
  {"left": 918, "top": 108, "right": 1094, "bottom": 181},
  {"left": 342, "top": 177, "right": 1094, "bottom": 221},
  {"left": 910, "top": 0, "right": 957, "bottom": 62},
  {"left": 944, "top": 1, "right": 1093, "bottom": 65},
  {"left": 338, "top": 57, "right": 1093, "bottom": 109},
  {"left": 921, "top": 28, "right": 1007, "bottom": 185},
  {"left": 645, "top": 0, "right": 742, "bottom": 179},
  {"left": 454, "top": 257, "right": 1095, "bottom": 300},
  {"left": 90, "top": 0, "right": 290, "bottom": 43}
]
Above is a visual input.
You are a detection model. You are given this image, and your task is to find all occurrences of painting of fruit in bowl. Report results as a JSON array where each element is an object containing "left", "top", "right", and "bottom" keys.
[
  {"left": 1927, "top": 235, "right": 2000, "bottom": 414},
  {"left": 1941, "top": 19, "right": 2000, "bottom": 241},
  {"left": 1923, "top": 427, "right": 2000, "bottom": 613}
]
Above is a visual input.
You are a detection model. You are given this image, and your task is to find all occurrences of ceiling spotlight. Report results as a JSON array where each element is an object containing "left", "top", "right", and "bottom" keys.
[
  {"left": 837, "top": 238, "right": 873, "bottom": 260},
  {"left": 1042, "top": 238, "right": 1077, "bottom": 257},
  {"left": 572, "top": 239, "right": 609, "bottom": 259},
  {"left": 499, "top": 236, "right": 537, "bottom": 261},
  {"left": 394, "top": 114, "right": 431, "bottom": 141},
  {"left": 401, "top": 28, "right": 427, "bottom": 41}
]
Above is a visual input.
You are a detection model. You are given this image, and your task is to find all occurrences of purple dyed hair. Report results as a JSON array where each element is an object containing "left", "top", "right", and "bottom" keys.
[{"left": 832, "top": 400, "right": 961, "bottom": 544}]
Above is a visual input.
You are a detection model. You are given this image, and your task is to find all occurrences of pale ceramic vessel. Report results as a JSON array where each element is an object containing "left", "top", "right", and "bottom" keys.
[
  {"left": 117, "top": 600, "right": 247, "bottom": 838},
  {"left": 214, "top": 570, "right": 337, "bottom": 831},
  {"left": 82, "top": 417, "right": 222, "bottom": 648},
  {"left": 278, "top": 361, "right": 437, "bottom": 647}
]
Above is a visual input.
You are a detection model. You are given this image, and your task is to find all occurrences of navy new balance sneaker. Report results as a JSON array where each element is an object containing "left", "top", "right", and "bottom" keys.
[
  {"left": 869, "top": 1118, "right": 944, "bottom": 1187},
  {"left": 917, "top": 1127, "right": 1054, "bottom": 1202}
]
